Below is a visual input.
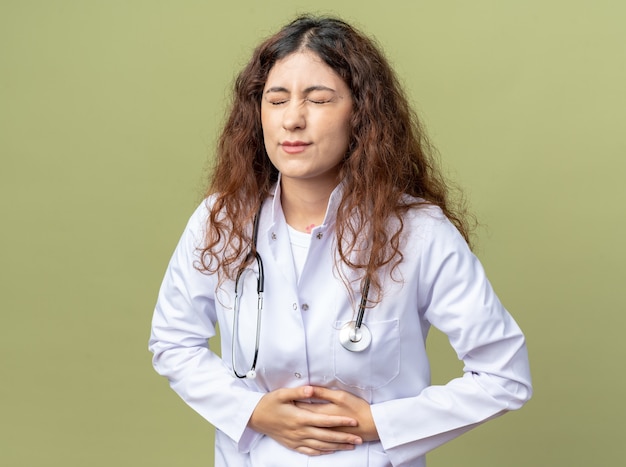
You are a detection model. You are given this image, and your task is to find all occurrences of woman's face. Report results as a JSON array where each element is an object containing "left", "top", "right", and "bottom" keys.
[{"left": 261, "top": 51, "right": 353, "bottom": 187}]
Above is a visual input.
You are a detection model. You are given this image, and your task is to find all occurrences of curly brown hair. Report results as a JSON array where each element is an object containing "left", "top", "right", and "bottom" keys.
[{"left": 200, "top": 15, "right": 473, "bottom": 296}]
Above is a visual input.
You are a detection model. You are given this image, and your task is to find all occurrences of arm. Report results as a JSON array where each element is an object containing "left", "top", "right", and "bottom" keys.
[
  {"left": 149, "top": 203, "right": 365, "bottom": 454},
  {"left": 371, "top": 212, "right": 532, "bottom": 465},
  {"left": 149, "top": 203, "right": 264, "bottom": 451},
  {"left": 295, "top": 211, "right": 532, "bottom": 466}
]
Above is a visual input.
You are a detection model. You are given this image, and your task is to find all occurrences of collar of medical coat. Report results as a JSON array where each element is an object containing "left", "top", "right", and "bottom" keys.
[{"left": 268, "top": 173, "right": 345, "bottom": 231}]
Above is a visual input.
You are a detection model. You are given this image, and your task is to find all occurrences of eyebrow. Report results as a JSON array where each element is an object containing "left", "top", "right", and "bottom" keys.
[{"left": 264, "top": 85, "right": 337, "bottom": 94}]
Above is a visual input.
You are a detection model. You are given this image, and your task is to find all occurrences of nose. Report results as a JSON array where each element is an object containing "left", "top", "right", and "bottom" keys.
[{"left": 282, "top": 100, "right": 306, "bottom": 131}]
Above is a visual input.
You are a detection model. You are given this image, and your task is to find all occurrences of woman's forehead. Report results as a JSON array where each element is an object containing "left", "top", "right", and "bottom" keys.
[{"left": 264, "top": 51, "right": 347, "bottom": 89}]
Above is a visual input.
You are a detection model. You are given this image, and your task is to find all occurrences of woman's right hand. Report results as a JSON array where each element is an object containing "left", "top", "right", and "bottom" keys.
[{"left": 247, "top": 385, "right": 363, "bottom": 456}]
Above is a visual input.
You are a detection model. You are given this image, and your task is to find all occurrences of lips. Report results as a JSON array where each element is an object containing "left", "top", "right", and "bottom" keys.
[{"left": 281, "top": 141, "right": 311, "bottom": 154}]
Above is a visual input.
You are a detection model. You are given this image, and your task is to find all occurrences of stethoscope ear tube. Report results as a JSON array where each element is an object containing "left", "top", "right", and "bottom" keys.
[
  {"left": 355, "top": 277, "right": 370, "bottom": 329},
  {"left": 339, "top": 277, "right": 372, "bottom": 352}
]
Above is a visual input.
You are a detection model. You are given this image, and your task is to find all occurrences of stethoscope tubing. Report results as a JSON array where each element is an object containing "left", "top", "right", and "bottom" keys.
[
  {"left": 232, "top": 250, "right": 264, "bottom": 379},
  {"left": 231, "top": 203, "right": 372, "bottom": 378}
]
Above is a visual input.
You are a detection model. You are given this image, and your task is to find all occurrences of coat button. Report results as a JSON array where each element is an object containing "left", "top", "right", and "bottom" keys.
[
  {"left": 294, "top": 372, "right": 302, "bottom": 379},
  {"left": 301, "top": 304, "right": 309, "bottom": 311},
  {"left": 316, "top": 232, "right": 323, "bottom": 239},
  {"left": 271, "top": 233, "right": 277, "bottom": 240}
]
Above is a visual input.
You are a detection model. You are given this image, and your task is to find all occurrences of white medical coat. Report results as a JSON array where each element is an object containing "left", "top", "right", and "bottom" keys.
[{"left": 149, "top": 182, "right": 532, "bottom": 467}]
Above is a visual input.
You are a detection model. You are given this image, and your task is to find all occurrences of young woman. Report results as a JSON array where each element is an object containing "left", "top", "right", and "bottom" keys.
[{"left": 149, "top": 15, "right": 532, "bottom": 467}]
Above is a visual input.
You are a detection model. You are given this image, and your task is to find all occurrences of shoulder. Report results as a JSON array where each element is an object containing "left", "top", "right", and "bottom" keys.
[
  {"left": 400, "top": 197, "right": 450, "bottom": 230},
  {"left": 400, "top": 198, "right": 469, "bottom": 251},
  {"left": 178, "top": 195, "right": 219, "bottom": 247},
  {"left": 192, "top": 196, "right": 214, "bottom": 220}
]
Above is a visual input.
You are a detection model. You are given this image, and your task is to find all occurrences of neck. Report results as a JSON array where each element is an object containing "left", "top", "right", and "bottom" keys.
[{"left": 280, "top": 177, "right": 338, "bottom": 233}]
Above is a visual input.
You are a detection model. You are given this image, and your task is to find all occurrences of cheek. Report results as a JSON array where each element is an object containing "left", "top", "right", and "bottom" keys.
[
  {"left": 260, "top": 115, "right": 273, "bottom": 156},
  {"left": 335, "top": 114, "right": 353, "bottom": 147},
  {"left": 260, "top": 108, "right": 274, "bottom": 139}
]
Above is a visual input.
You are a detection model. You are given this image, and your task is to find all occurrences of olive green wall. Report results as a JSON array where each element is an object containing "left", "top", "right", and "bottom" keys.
[{"left": 1, "top": 1, "right": 624, "bottom": 466}]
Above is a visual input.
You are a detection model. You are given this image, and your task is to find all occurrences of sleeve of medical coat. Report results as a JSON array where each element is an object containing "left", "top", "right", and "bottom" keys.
[
  {"left": 370, "top": 212, "right": 532, "bottom": 467},
  {"left": 149, "top": 202, "right": 264, "bottom": 452}
]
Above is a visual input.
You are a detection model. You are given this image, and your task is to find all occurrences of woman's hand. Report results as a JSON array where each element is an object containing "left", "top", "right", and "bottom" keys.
[
  {"left": 295, "top": 386, "right": 380, "bottom": 442},
  {"left": 248, "top": 386, "right": 363, "bottom": 456}
]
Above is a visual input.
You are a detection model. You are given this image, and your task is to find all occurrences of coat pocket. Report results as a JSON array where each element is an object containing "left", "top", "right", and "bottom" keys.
[{"left": 332, "top": 319, "right": 400, "bottom": 389}]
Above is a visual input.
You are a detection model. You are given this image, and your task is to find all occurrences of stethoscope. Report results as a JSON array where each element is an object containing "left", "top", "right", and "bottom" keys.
[{"left": 231, "top": 205, "right": 372, "bottom": 379}]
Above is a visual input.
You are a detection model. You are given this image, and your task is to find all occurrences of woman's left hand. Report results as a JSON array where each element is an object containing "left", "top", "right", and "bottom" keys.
[{"left": 295, "top": 386, "right": 380, "bottom": 442}]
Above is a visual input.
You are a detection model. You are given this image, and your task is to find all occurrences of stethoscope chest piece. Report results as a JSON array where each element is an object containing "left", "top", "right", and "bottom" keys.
[{"left": 339, "top": 322, "right": 372, "bottom": 352}]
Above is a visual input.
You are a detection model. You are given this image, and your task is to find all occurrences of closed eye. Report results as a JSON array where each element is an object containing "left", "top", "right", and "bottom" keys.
[{"left": 306, "top": 98, "right": 331, "bottom": 104}]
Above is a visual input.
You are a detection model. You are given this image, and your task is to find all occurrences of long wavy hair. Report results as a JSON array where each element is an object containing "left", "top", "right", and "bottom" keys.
[{"left": 200, "top": 15, "right": 473, "bottom": 296}]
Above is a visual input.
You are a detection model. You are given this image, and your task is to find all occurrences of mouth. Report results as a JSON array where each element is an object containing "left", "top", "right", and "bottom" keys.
[{"left": 281, "top": 141, "right": 311, "bottom": 154}]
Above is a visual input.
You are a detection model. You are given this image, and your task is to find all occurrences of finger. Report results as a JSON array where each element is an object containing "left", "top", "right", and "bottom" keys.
[
  {"left": 296, "top": 432, "right": 363, "bottom": 453},
  {"left": 274, "top": 385, "right": 314, "bottom": 403},
  {"left": 288, "top": 385, "right": 314, "bottom": 401},
  {"left": 300, "top": 410, "right": 358, "bottom": 428},
  {"left": 294, "top": 446, "right": 335, "bottom": 456},
  {"left": 304, "top": 425, "right": 363, "bottom": 446},
  {"left": 295, "top": 443, "right": 353, "bottom": 455},
  {"left": 294, "top": 401, "right": 340, "bottom": 416},
  {"left": 294, "top": 401, "right": 319, "bottom": 412},
  {"left": 308, "top": 386, "right": 347, "bottom": 404}
]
